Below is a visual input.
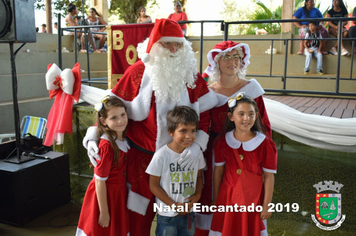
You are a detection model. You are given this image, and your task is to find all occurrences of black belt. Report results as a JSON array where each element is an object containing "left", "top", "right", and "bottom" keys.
[{"left": 126, "top": 137, "right": 155, "bottom": 156}]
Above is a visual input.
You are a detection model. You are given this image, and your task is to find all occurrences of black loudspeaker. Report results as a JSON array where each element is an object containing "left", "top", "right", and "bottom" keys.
[
  {"left": 0, "top": 0, "right": 36, "bottom": 43},
  {"left": 0, "top": 151, "right": 71, "bottom": 226}
]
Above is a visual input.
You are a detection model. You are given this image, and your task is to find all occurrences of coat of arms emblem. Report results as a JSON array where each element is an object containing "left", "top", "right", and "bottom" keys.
[{"left": 311, "top": 181, "right": 346, "bottom": 230}]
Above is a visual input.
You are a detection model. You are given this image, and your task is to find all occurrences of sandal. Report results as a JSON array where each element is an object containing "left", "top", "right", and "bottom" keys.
[{"left": 297, "top": 51, "right": 303, "bottom": 55}]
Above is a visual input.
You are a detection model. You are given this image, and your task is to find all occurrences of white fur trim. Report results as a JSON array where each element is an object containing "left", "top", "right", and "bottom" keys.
[
  {"left": 262, "top": 167, "right": 277, "bottom": 174},
  {"left": 199, "top": 88, "right": 218, "bottom": 113},
  {"left": 158, "top": 37, "right": 185, "bottom": 42},
  {"left": 110, "top": 71, "right": 152, "bottom": 121},
  {"left": 94, "top": 173, "right": 108, "bottom": 181},
  {"left": 82, "top": 126, "right": 98, "bottom": 148},
  {"left": 196, "top": 213, "right": 213, "bottom": 230},
  {"left": 214, "top": 161, "right": 225, "bottom": 166},
  {"left": 127, "top": 188, "right": 150, "bottom": 216},
  {"left": 261, "top": 219, "right": 268, "bottom": 236},
  {"left": 207, "top": 43, "right": 251, "bottom": 72},
  {"left": 209, "top": 230, "right": 222, "bottom": 236},
  {"left": 142, "top": 53, "right": 150, "bottom": 63},
  {"left": 195, "top": 130, "right": 209, "bottom": 152},
  {"left": 76, "top": 227, "right": 87, "bottom": 236},
  {"left": 226, "top": 131, "right": 266, "bottom": 151},
  {"left": 215, "top": 79, "right": 265, "bottom": 107}
]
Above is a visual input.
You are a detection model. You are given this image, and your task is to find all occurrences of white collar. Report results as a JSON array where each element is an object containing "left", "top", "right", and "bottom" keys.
[
  {"left": 225, "top": 130, "right": 265, "bottom": 151},
  {"left": 215, "top": 79, "right": 265, "bottom": 107},
  {"left": 101, "top": 134, "right": 130, "bottom": 152}
]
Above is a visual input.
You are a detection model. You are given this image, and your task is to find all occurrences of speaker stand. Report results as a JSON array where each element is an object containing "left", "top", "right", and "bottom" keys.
[{"left": 3, "top": 42, "right": 34, "bottom": 164}]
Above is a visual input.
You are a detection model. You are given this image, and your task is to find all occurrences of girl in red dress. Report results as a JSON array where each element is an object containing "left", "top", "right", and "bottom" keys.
[
  {"left": 196, "top": 41, "right": 271, "bottom": 236},
  {"left": 209, "top": 93, "right": 277, "bottom": 236},
  {"left": 76, "top": 96, "right": 130, "bottom": 236}
]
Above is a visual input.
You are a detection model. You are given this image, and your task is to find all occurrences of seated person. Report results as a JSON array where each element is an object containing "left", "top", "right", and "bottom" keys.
[
  {"left": 137, "top": 7, "right": 152, "bottom": 23},
  {"left": 86, "top": 8, "right": 107, "bottom": 51},
  {"left": 293, "top": 0, "right": 328, "bottom": 55},
  {"left": 326, "top": 0, "right": 349, "bottom": 56},
  {"left": 349, "top": 7, "right": 356, "bottom": 54}
]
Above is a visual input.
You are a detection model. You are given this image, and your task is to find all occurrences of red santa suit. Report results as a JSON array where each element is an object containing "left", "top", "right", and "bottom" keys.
[{"left": 110, "top": 59, "right": 216, "bottom": 235}]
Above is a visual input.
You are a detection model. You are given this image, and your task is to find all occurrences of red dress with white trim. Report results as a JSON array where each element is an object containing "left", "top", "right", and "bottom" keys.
[
  {"left": 209, "top": 131, "right": 277, "bottom": 236},
  {"left": 76, "top": 136, "right": 130, "bottom": 236},
  {"left": 196, "top": 79, "right": 272, "bottom": 234}
]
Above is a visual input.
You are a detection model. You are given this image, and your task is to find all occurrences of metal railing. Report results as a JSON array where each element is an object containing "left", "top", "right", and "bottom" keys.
[{"left": 57, "top": 15, "right": 356, "bottom": 96}]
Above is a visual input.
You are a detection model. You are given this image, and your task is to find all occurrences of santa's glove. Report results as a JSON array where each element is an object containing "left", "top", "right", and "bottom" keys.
[
  {"left": 82, "top": 126, "right": 100, "bottom": 167},
  {"left": 178, "top": 143, "right": 201, "bottom": 169}
]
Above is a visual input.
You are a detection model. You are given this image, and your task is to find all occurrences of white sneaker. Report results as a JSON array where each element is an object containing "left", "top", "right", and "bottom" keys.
[
  {"left": 341, "top": 48, "right": 349, "bottom": 56},
  {"left": 329, "top": 47, "right": 337, "bottom": 55}
]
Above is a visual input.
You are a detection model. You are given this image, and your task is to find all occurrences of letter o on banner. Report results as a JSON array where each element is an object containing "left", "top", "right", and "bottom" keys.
[{"left": 126, "top": 45, "right": 137, "bottom": 65}]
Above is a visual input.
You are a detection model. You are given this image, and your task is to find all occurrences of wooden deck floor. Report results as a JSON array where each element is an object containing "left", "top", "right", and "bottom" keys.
[{"left": 264, "top": 95, "right": 356, "bottom": 119}]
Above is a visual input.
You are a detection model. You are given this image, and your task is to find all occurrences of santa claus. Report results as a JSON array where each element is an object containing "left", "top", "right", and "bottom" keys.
[{"left": 83, "top": 19, "right": 217, "bottom": 235}]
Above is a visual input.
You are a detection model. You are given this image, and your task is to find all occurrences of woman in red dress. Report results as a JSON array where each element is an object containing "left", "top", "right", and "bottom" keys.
[
  {"left": 195, "top": 41, "right": 272, "bottom": 235},
  {"left": 76, "top": 96, "right": 130, "bottom": 236}
]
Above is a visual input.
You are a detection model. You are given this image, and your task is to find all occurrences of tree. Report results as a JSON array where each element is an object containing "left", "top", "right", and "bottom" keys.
[
  {"left": 250, "top": 1, "right": 282, "bottom": 34},
  {"left": 109, "top": 0, "right": 156, "bottom": 23}
]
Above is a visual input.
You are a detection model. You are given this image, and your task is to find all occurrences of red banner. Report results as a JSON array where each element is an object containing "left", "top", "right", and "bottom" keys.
[{"left": 107, "top": 23, "right": 154, "bottom": 88}]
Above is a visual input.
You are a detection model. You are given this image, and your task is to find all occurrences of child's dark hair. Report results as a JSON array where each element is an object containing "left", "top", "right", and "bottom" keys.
[
  {"left": 167, "top": 106, "right": 199, "bottom": 133},
  {"left": 90, "top": 7, "right": 101, "bottom": 17},
  {"left": 309, "top": 21, "right": 318, "bottom": 26},
  {"left": 68, "top": 3, "right": 77, "bottom": 13},
  {"left": 138, "top": 6, "right": 149, "bottom": 17},
  {"left": 223, "top": 94, "right": 265, "bottom": 134},
  {"left": 95, "top": 96, "right": 128, "bottom": 166}
]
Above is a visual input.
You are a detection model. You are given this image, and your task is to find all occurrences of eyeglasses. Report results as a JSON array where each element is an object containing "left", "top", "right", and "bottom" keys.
[
  {"left": 221, "top": 54, "right": 240, "bottom": 62},
  {"left": 160, "top": 42, "right": 183, "bottom": 49}
]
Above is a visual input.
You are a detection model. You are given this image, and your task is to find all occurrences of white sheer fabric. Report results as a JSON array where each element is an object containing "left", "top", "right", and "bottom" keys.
[
  {"left": 264, "top": 98, "right": 356, "bottom": 153},
  {"left": 79, "top": 85, "right": 356, "bottom": 153}
]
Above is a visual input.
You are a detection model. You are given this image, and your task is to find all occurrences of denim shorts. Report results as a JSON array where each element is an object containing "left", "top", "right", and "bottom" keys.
[{"left": 155, "top": 212, "right": 196, "bottom": 236}]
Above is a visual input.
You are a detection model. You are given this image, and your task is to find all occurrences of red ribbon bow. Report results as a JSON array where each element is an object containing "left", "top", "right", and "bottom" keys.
[{"left": 44, "top": 63, "right": 81, "bottom": 146}]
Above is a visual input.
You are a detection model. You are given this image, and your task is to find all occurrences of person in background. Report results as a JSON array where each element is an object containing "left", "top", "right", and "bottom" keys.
[
  {"left": 326, "top": 0, "right": 349, "bottom": 56},
  {"left": 87, "top": 7, "right": 107, "bottom": 51},
  {"left": 53, "top": 22, "right": 58, "bottom": 34},
  {"left": 65, "top": 3, "right": 81, "bottom": 36},
  {"left": 348, "top": 7, "right": 356, "bottom": 55},
  {"left": 76, "top": 96, "right": 130, "bottom": 236},
  {"left": 168, "top": 1, "right": 188, "bottom": 36},
  {"left": 41, "top": 24, "right": 47, "bottom": 33},
  {"left": 137, "top": 6, "right": 152, "bottom": 23},
  {"left": 293, "top": 0, "right": 328, "bottom": 55},
  {"left": 146, "top": 106, "right": 205, "bottom": 236},
  {"left": 303, "top": 21, "right": 324, "bottom": 75}
]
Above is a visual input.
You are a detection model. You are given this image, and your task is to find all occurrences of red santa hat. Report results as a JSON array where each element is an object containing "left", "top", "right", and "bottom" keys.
[
  {"left": 141, "top": 18, "right": 185, "bottom": 63},
  {"left": 202, "top": 41, "right": 250, "bottom": 80}
]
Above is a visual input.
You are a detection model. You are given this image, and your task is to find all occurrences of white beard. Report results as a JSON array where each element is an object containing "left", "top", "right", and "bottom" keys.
[{"left": 138, "top": 40, "right": 198, "bottom": 103}]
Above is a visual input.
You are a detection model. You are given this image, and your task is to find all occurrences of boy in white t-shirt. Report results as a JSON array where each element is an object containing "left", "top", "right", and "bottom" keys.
[
  {"left": 303, "top": 21, "right": 324, "bottom": 75},
  {"left": 146, "top": 106, "right": 206, "bottom": 236}
]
